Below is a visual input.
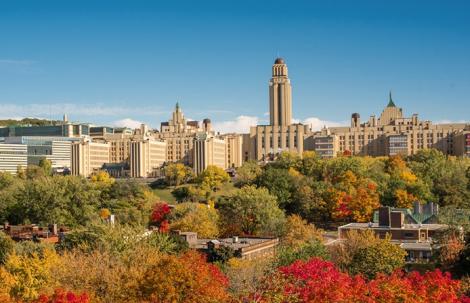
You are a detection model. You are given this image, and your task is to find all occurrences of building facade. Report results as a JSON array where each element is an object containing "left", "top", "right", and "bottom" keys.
[
  {"left": 311, "top": 93, "right": 469, "bottom": 157},
  {"left": 154, "top": 103, "right": 211, "bottom": 166},
  {"left": 193, "top": 133, "right": 227, "bottom": 174},
  {"left": 71, "top": 140, "right": 110, "bottom": 177},
  {"left": 220, "top": 133, "right": 243, "bottom": 168},
  {"left": 246, "top": 58, "right": 308, "bottom": 162},
  {"left": 129, "top": 139, "right": 166, "bottom": 178},
  {"left": 0, "top": 144, "right": 28, "bottom": 175}
]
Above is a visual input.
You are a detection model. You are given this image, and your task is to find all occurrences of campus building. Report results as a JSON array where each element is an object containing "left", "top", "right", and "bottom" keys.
[
  {"left": 129, "top": 139, "right": 166, "bottom": 178},
  {"left": 244, "top": 58, "right": 309, "bottom": 162},
  {"left": 193, "top": 133, "right": 227, "bottom": 174},
  {"left": 310, "top": 93, "right": 469, "bottom": 157},
  {"left": 154, "top": 103, "right": 211, "bottom": 166},
  {"left": 338, "top": 206, "right": 447, "bottom": 262},
  {"left": 71, "top": 140, "right": 110, "bottom": 177},
  {"left": 0, "top": 144, "right": 27, "bottom": 175}
]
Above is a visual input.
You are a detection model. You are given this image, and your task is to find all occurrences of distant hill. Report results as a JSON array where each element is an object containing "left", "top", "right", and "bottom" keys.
[{"left": 0, "top": 118, "right": 62, "bottom": 127}]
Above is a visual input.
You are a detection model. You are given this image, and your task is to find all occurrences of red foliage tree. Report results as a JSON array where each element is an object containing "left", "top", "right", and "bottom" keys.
[
  {"left": 35, "top": 289, "right": 89, "bottom": 303},
  {"left": 253, "top": 257, "right": 469, "bottom": 303},
  {"left": 150, "top": 202, "right": 171, "bottom": 232}
]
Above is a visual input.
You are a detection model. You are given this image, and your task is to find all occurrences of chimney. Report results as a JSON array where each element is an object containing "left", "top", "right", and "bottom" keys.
[
  {"left": 232, "top": 236, "right": 239, "bottom": 243},
  {"left": 378, "top": 207, "right": 391, "bottom": 227},
  {"left": 390, "top": 211, "right": 404, "bottom": 228}
]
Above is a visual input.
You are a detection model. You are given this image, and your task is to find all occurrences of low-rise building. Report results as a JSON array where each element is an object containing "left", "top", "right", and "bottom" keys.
[
  {"left": 338, "top": 206, "right": 447, "bottom": 262},
  {"left": 173, "top": 231, "right": 279, "bottom": 260}
]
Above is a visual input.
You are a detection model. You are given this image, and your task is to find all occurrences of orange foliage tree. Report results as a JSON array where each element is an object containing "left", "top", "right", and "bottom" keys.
[
  {"left": 139, "top": 251, "right": 230, "bottom": 303},
  {"left": 332, "top": 170, "right": 380, "bottom": 222}
]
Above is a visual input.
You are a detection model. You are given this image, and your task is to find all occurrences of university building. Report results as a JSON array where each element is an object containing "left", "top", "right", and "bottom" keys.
[
  {"left": 244, "top": 58, "right": 308, "bottom": 162},
  {"left": 310, "top": 93, "right": 469, "bottom": 157}
]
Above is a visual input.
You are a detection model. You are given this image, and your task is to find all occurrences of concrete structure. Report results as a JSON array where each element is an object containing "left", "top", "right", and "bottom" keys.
[
  {"left": 4, "top": 136, "right": 79, "bottom": 170},
  {"left": 193, "top": 133, "right": 227, "bottom": 174},
  {"left": 0, "top": 122, "right": 90, "bottom": 138},
  {"left": 311, "top": 93, "right": 469, "bottom": 157},
  {"left": 155, "top": 103, "right": 209, "bottom": 165},
  {"left": 0, "top": 144, "right": 27, "bottom": 174},
  {"left": 338, "top": 206, "right": 447, "bottom": 262},
  {"left": 454, "top": 130, "right": 470, "bottom": 158},
  {"left": 246, "top": 58, "right": 308, "bottom": 162},
  {"left": 71, "top": 140, "right": 110, "bottom": 177},
  {"left": 129, "top": 139, "right": 166, "bottom": 178},
  {"left": 221, "top": 133, "right": 243, "bottom": 168},
  {"left": 173, "top": 231, "right": 279, "bottom": 260}
]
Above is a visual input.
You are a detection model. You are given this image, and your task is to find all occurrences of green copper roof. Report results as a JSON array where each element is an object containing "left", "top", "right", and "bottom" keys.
[
  {"left": 175, "top": 102, "right": 180, "bottom": 110},
  {"left": 387, "top": 91, "right": 396, "bottom": 107}
]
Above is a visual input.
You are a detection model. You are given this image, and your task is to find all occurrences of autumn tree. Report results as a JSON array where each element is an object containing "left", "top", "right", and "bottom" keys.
[
  {"left": 150, "top": 202, "right": 171, "bottom": 232},
  {"left": 169, "top": 202, "right": 219, "bottom": 238},
  {"left": 138, "top": 251, "right": 230, "bottom": 303},
  {"left": 281, "top": 214, "right": 322, "bottom": 248},
  {"left": 38, "top": 158, "right": 53, "bottom": 177},
  {"left": 330, "top": 229, "right": 406, "bottom": 279},
  {"left": 197, "top": 165, "right": 230, "bottom": 193},
  {"left": 164, "top": 163, "right": 194, "bottom": 187},
  {"left": 235, "top": 160, "right": 262, "bottom": 187},
  {"left": 35, "top": 289, "right": 90, "bottom": 303},
  {"left": 217, "top": 185, "right": 286, "bottom": 236}
]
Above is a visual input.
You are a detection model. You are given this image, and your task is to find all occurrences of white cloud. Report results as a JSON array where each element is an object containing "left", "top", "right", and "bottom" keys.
[
  {"left": 0, "top": 103, "right": 169, "bottom": 119},
  {"left": 302, "top": 117, "right": 347, "bottom": 131},
  {"left": 435, "top": 119, "right": 468, "bottom": 124},
  {"left": 213, "top": 115, "right": 259, "bottom": 134},
  {"left": 112, "top": 118, "right": 144, "bottom": 129}
]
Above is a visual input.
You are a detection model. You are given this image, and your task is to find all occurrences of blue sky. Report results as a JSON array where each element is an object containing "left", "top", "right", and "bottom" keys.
[{"left": 0, "top": 0, "right": 469, "bottom": 132}]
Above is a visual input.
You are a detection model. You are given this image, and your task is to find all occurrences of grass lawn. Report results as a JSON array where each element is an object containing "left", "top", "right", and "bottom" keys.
[{"left": 153, "top": 182, "right": 237, "bottom": 203}]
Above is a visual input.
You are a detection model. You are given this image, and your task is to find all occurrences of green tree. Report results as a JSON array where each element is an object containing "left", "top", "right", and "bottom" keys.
[
  {"left": 217, "top": 185, "right": 286, "bottom": 236},
  {"left": 257, "top": 165, "right": 295, "bottom": 211},
  {"left": 330, "top": 230, "right": 406, "bottom": 279},
  {"left": 235, "top": 160, "right": 262, "bottom": 187},
  {"left": 38, "top": 158, "right": 53, "bottom": 176},
  {"left": 275, "top": 240, "right": 329, "bottom": 267}
]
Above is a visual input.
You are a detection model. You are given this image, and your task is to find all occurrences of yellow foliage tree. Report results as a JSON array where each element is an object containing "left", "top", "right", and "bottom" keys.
[
  {"left": 197, "top": 165, "right": 230, "bottom": 193},
  {"left": 281, "top": 214, "right": 323, "bottom": 248},
  {"left": 90, "top": 171, "right": 115, "bottom": 186},
  {"left": 0, "top": 248, "right": 59, "bottom": 301},
  {"left": 170, "top": 203, "right": 219, "bottom": 238},
  {"left": 395, "top": 188, "right": 417, "bottom": 208}
]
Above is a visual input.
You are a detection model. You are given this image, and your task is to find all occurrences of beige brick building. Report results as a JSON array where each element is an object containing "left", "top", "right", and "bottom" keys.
[
  {"left": 154, "top": 103, "right": 212, "bottom": 166},
  {"left": 129, "top": 139, "right": 166, "bottom": 178},
  {"left": 220, "top": 133, "right": 243, "bottom": 168},
  {"left": 193, "top": 133, "right": 227, "bottom": 174},
  {"left": 71, "top": 140, "right": 110, "bottom": 177},
  {"left": 310, "top": 93, "right": 469, "bottom": 157},
  {"left": 245, "top": 58, "right": 308, "bottom": 162}
]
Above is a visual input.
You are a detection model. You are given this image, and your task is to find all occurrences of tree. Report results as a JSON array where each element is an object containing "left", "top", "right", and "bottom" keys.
[
  {"left": 150, "top": 202, "right": 171, "bottom": 232},
  {"left": 281, "top": 214, "right": 322, "bottom": 249},
  {"left": 251, "top": 257, "right": 469, "bottom": 303},
  {"left": 218, "top": 185, "right": 286, "bottom": 236},
  {"left": 275, "top": 240, "right": 329, "bottom": 267},
  {"left": 90, "top": 171, "right": 115, "bottom": 186},
  {"left": 169, "top": 202, "right": 220, "bottom": 238},
  {"left": 0, "top": 232, "right": 15, "bottom": 265},
  {"left": 330, "top": 230, "right": 406, "bottom": 279},
  {"left": 38, "top": 158, "right": 53, "bottom": 176},
  {"left": 0, "top": 248, "right": 60, "bottom": 301},
  {"left": 35, "top": 289, "right": 90, "bottom": 303},
  {"left": 164, "top": 163, "right": 194, "bottom": 187},
  {"left": 235, "top": 160, "right": 262, "bottom": 187},
  {"left": 197, "top": 165, "right": 230, "bottom": 193},
  {"left": 138, "top": 251, "right": 230, "bottom": 303},
  {"left": 257, "top": 165, "right": 295, "bottom": 211}
]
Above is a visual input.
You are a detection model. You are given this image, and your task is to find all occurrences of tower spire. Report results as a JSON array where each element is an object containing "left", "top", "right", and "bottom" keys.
[
  {"left": 175, "top": 101, "right": 180, "bottom": 111},
  {"left": 387, "top": 91, "right": 396, "bottom": 107}
]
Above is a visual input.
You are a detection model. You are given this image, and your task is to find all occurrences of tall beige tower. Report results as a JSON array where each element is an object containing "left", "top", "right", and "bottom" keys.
[{"left": 269, "top": 58, "right": 292, "bottom": 126}]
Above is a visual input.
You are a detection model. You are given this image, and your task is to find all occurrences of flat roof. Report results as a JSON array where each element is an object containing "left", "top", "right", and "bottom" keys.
[{"left": 339, "top": 222, "right": 447, "bottom": 231}]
